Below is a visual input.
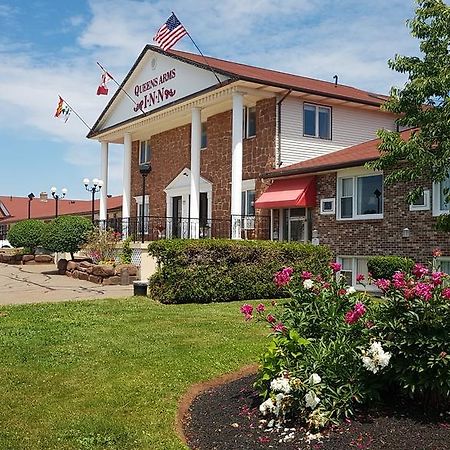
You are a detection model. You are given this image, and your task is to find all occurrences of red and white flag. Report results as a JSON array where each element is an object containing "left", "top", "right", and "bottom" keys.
[
  {"left": 153, "top": 13, "right": 187, "bottom": 51},
  {"left": 97, "top": 71, "right": 112, "bottom": 96}
]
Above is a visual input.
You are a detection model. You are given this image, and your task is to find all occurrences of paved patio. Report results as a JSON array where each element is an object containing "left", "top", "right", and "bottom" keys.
[{"left": 0, "top": 263, "right": 133, "bottom": 305}]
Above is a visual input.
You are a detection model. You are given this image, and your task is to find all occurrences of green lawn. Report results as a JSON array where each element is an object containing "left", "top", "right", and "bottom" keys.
[{"left": 0, "top": 297, "right": 267, "bottom": 450}]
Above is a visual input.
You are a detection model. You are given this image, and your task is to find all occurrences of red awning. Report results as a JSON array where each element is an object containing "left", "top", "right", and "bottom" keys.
[{"left": 255, "top": 176, "right": 316, "bottom": 209}]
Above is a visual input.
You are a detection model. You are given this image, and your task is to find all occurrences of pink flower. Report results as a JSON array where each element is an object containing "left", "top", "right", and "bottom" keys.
[
  {"left": 415, "top": 282, "right": 433, "bottom": 301},
  {"left": 330, "top": 262, "right": 342, "bottom": 273},
  {"left": 375, "top": 278, "right": 391, "bottom": 291},
  {"left": 403, "top": 287, "right": 415, "bottom": 300},
  {"left": 412, "top": 263, "right": 429, "bottom": 279},
  {"left": 272, "top": 322, "right": 287, "bottom": 333},
  {"left": 345, "top": 310, "right": 358, "bottom": 324},
  {"left": 431, "top": 271, "right": 445, "bottom": 286},
  {"left": 356, "top": 273, "right": 365, "bottom": 282},
  {"left": 302, "top": 271, "right": 313, "bottom": 280},
  {"left": 266, "top": 314, "right": 276, "bottom": 323},
  {"left": 433, "top": 248, "right": 442, "bottom": 258},
  {"left": 240, "top": 304, "right": 253, "bottom": 316},
  {"left": 256, "top": 303, "right": 265, "bottom": 313},
  {"left": 354, "top": 302, "right": 366, "bottom": 316},
  {"left": 442, "top": 287, "right": 450, "bottom": 300},
  {"left": 322, "top": 282, "right": 331, "bottom": 289},
  {"left": 273, "top": 267, "right": 294, "bottom": 287},
  {"left": 365, "top": 321, "right": 374, "bottom": 329},
  {"left": 244, "top": 314, "right": 253, "bottom": 321},
  {"left": 392, "top": 271, "right": 406, "bottom": 289},
  {"left": 338, "top": 288, "right": 347, "bottom": 296}
]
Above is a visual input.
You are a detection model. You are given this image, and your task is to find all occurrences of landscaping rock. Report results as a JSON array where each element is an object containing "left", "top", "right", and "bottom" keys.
[
  {"left": 67, "top": 261, "right": 78, "bottom": 271},
  {"left": 78, "top": 272, "right": 89, "bottom": 281},
  {"left": 129, "top": 275, "right": 138, "bottom": 284},
  {"left": 72, "top": 270, "right": 80, "bottom": 279},
  {"left": 57, "top": 259, "right": 68, "bottom": 275},
  {"left": 65, "top": 270, "right": 72, "bottom": 277},
  {"left": 88, "top": 275, "right": 102, "bottom": 284},
  {"left": 103, "top": 276, "right": 121, "bottom": 286},
  {"left": 22, "top": 255, "right": 35, "bottom": 263},
  {"left": 92, "top": 265, "right": 115, "bottom": 277},
  {"left": 115, "top": 264, "right": 138, "bottom": 277},
  {"left": 35, "top": 255, "right": 53, "bottom": 264}
]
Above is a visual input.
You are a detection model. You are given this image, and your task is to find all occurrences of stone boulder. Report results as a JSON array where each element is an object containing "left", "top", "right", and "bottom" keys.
[
  {"left": 57, "top": 259, "right": 68, "bottom": 275},
  {"left": 67, "top": 261, "right": 79, "bottom": 271},
  {"left": 115, "top": 264, "right": 138, "bottom": 277},
  {"left": 92, "top": 265, "right": 115, "bottom": 277},
  {"left": 22, "top": 254, "right": 35, "bottom": 263},
  {"left": 35, "top": 255, "right": 53, "bottom": 264},
  {"left": 88, "top": 275, "right": 102, "bottom": 284},
  {"left": 78, "top": 272, "right": 89, "bottom": 281},
  {"left": 103, "top": 276, "right": 121, "bottom": 285}
]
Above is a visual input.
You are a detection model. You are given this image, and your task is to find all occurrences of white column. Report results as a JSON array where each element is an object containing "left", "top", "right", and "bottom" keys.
[
  {"left": 99, "top": 141, "right": 109, "bottom": 223},
  {"left": 122, "top": 132, "right": 132, "bottom": 237},
  {"left": 231, "top": 92, "right": 244, "bottom": 239},
  {"left": 190, "top": 107, "right": 201, "bottom": 239}
]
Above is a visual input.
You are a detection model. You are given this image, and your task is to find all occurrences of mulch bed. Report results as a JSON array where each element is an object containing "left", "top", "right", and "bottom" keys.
[{"left": 183, "top": 374, "right": 450, "bottom": 450}]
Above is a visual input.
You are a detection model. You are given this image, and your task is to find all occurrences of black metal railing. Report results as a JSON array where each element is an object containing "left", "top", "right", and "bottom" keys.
[{"left": 95, "top": 215, "right": 271, "bottom": 242}]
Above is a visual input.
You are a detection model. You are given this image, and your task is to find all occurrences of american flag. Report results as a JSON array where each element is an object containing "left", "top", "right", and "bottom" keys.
[{"left": 153, "top": 13, "right": 187, "bottom": 51}]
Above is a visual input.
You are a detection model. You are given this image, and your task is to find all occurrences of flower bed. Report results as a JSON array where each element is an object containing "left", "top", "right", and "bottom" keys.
[{"left": 242, "top": 256, "right": 450, "bottom": 433}]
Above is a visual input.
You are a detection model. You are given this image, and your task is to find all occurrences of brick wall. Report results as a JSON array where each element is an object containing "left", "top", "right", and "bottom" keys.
[
  {"left": 130, "top": 97, "right": 277, "bottom": 221},
  {"left": 313, "top": 171, "right": 447, "bottom": 262}
]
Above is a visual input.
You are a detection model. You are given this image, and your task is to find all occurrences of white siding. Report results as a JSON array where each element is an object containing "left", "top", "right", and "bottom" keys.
[{"left": 279, "top": 98, "right": 396, "bottom": 167}]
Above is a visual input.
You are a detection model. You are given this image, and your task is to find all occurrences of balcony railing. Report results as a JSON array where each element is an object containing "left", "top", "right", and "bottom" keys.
[{"left": 95, "top": 215, "right": 271, "bottom": 242}]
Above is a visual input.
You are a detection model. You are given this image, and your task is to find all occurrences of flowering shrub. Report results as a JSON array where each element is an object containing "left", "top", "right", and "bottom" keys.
[
  {"left": 243, "top": 256, "right": 450, "bottom": 430},
  {"left": 81, "top": 228, "right": 121, "bottom": 264}
]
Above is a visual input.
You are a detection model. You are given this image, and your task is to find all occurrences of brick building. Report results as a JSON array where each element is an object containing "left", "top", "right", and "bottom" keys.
[{"left": 88, "top": 45, "right": 400, "bottom": 245}]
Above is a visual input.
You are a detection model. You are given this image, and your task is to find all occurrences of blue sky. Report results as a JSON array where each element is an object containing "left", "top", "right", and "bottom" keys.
[{"left": 0, "top": 0, "right": 418, "bottom": 200}]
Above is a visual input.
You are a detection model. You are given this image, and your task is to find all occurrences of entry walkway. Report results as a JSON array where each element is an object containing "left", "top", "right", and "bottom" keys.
[{"left": 0, "top": 263, "right": 133, "bottom": 305}]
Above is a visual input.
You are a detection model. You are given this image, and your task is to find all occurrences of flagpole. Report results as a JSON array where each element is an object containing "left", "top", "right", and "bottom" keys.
[
  {"left": 59, "top": 96, "right": 92, "bottom": 131},
  {"left": 172, "top": 12, "right": 222, "bottom": 86},
  {"left": 96, "top": 62, "right": 143, "bottom": 112}
]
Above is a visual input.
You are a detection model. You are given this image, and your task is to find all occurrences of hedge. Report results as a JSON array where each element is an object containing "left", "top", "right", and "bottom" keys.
[
  {"left": 147, "top": 239, "right": 332, "bottom": 304},
  {"left": 367, "top": 255, "right": 414, "bottom": 280}
]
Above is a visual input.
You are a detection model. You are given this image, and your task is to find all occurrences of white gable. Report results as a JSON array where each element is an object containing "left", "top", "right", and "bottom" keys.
[
  {"left": 164, "top": 168, "right": 212, "bottom": 193},
  {"left": 97, "top": 50, "right": 229, "bottom": 132}
]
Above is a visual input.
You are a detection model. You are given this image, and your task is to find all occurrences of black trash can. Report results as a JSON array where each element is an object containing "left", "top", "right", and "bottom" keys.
[{"left": 133, "top": 281, "right": 148, "bottom": 296}]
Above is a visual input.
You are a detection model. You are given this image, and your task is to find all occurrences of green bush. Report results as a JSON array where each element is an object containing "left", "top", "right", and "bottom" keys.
[
  {"left": 367, "top": 255, "right": 414, "bottom": 280},
  {"left": 41, "top": 215, "right": 93, "bottom": 259},
  {"left": 147, "top": 239, "right": 332, "bottom": 304},
  {"left": 7, "top": 219, "right": 45, "bottom": 253}
]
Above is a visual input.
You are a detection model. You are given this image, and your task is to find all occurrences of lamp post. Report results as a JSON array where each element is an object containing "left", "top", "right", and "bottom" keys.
[
  {"left": 50, "top": 187, "right": 67, "bottom": 218},
  {"left": 27, "top": 192, "right": 35, "bottom": 219},
  {"left": 139, "top": 163, "right": 152, "bottom": 243},
  {"left": 83, "top": 178, "right": 103, "bottom": 223}
]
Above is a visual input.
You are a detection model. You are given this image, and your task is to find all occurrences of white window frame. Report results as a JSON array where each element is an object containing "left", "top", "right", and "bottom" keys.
[
  {"left": 336, "top": 168, "right": 384, "bottom": 220},
  {"left": 303, "top": 103, "right": 331, "bottom": 140},
  {"left": 337, "top": 255, "right": 378, "bottom": 291},
  {"left": 409, "top": 189, "right": 430, "bottom": 211},
  {"left": 135, "top": 195, "right": 150, "bottom": 233},
  {"left": 320, "top": 198, "right": 335, "bottom": 215},
  {"left": 139, "top": 140, "right": 151, "bottom": 164},
  {"left": 432, "top": 180, "right": 450, "bottom": 216},
  {"left": 241, "top": 179, "right": 256, "bottom": 229},
  {"left": 243, "top": 106, "right": 256, "bottom": 139}
]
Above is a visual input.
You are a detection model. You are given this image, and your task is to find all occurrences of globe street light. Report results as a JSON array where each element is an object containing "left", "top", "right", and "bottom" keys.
[
  {"left": 83, "top": 178, "right": 103, "bottom": 223},
  {"left": 51, "top": 187, "right": 67, "bottom": 218}
]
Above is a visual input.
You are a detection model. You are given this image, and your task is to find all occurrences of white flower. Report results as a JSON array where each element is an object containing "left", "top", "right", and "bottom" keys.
[
  {"left": 362, "top": 341, "right": 391, "bottom": 374},
  {"left": 259, "top": 398, "right": 276, "bottom": 416},
  {"left": 308, "top": 373, "right": 321, "bottom": 385},
  {"left": 270, "top": 376, "right": 291, "bottom": 394},
  {"left": 305, "top": 391, "right": 320, "bottom": 409},
  {"left": 303, "top": 279, "right": 314, "bottom": 289},
  {"left": 346, "top": 286, "right": 356, "bottom": 294}
]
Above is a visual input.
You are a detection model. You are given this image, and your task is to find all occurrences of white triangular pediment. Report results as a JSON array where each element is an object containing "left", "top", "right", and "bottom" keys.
[
  {"left": 164, "top": 168, "right": 212, "bottom": 192},
  {"left": 94, "top": 48, "right": 230, "bottom": 133}
]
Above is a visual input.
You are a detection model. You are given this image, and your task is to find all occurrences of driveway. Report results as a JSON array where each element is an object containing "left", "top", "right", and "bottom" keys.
[{"left": 0, "top": 263, "right": 133, "bottom": 305}]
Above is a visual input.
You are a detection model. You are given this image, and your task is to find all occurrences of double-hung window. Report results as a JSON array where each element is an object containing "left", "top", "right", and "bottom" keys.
[
  {"left": 139, "top": 140, "right": 151, "bottom": 164},
  {"left": 304, "top": 103, "right": 331, "bottom": 139},
  {"left": 243, "top": 106, "right": 256, "bottom": 138},
  {"left": 337, "top": 172, "right": 383, "bottom": 220},
  {"left": 432, "top": 176, "right": 450, "bottom": 215}
]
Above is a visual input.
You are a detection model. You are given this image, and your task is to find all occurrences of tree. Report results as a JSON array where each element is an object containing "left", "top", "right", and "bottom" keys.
[
  {"left": 41, "top": 215, "right": 93, "bottom": 260},
  {"left": 7, "top": 219, "right": 45, "bottom": 253},
  {"left": 368, "top": 0, "right": 450, "bottom": 205}
]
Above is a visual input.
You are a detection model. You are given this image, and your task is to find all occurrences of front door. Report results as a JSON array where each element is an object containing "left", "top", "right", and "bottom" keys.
[{"left": 172, "top": 196, "right": 183, "bottom": 238}]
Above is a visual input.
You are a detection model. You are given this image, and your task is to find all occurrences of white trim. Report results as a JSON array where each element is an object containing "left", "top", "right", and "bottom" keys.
[
  {"left": 409, "top": 189, "right": 430, "bottom": 211},
  {"left": 337, "top": 255, "right": 378, "bottom": 292},
  {"left": 432, "top": 181, "right": 450, "bottom": 216},
  {"left": 242, "top": 179, "right": 256, "bottom": 192},
  {"left": 320, "top": 198, "right": 335, "bottom": 215}
]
